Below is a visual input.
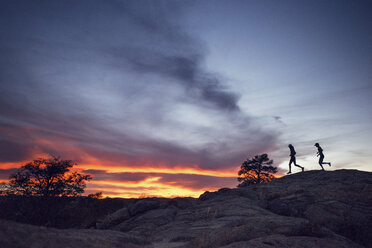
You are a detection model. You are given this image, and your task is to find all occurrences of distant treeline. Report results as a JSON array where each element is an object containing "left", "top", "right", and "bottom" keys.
[{"left": 0, "top": 195, "right": 135, "bottom": 228}]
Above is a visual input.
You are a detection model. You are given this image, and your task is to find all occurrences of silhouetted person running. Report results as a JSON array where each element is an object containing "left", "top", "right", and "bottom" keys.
[
  {"left": 287, "top": 144, "right": 304, "bottom": 174},
  {"left": 314, "top": 143, "right": 331, "bottom": 170}
]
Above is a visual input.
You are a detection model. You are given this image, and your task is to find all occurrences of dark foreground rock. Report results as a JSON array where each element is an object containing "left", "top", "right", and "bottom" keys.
[
  {"left": 0, "top": 219, "right": 145, "bottom": 248},
  {"left": 1, "top": 169, "right": 371, "bottom": 248}
]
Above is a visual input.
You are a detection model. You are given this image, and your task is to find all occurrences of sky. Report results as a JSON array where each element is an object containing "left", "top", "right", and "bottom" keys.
[{"left": 0, "top": 0, "right": 371, "bottom": 198}]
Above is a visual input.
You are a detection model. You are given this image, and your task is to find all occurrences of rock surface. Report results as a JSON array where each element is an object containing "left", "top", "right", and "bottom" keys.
[
  {"left": 1, "top": 169, "right": 371, "bottom": 248},
  {"left": 0, "top": 219, "right": 145, "bottom": 248},
  {"left": 96, "top": 207, "right": 130, "bottom": 229}
]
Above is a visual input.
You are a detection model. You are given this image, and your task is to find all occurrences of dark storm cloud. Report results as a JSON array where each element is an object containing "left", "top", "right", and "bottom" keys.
[
  {"left": 0, "top": 169, "right": 17, "bottom": 180},
  {"left": 156, "top": 173, "right": 236, "bottom": 189},
  {"left": 114, "top": 48, "right": 240, "bottom": 111},
  {"left": 99, "top": 0, "right": 241, "bottom": 111},
  {"left": 82, "top": 169, "right": 107, "bottom": 175},
  {"left": 0, "top": 116, "right": 277, "bottom": 170},
  {"left": 0, "top": 124, "right": 37, "bottom": 162},
  {"left": 87, "top": 183, "right": 159, "bottom": 192},
  {"left": 90, "top": 171, "right": 150, "bottom": 182},
  {"left": 0, "top": 0, "right": 279, "bottom": 172},
  {"left": 0, "top": 139, "right": 33, "bottom": 162}
]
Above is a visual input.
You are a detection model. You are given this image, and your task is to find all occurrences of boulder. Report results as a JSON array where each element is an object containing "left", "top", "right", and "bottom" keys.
[
  {"left": 114, "top": 207, "right": 178, "bottom": 234},
  {"left": 250, "top": 170, "right": 372, "bottom": 247},
  {"left": 168, "top": 197, "right": 195, "bottom": 209},
  {"left": 96, "top": 207, "right": 130, "bottom": 229},
  {"left": 0, "top": 220, "right": 145, "bottom": 248},
  {"left": 128, "top": 198, "right": 160, "bottom": 216},
  {"left": 220, "top": 234, "right": 363, "bottom": 248}
]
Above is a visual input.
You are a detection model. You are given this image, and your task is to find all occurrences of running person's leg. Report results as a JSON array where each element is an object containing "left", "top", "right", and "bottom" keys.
[
  {"left": 319, "top": 155, "right": 325, "bottom": 170},
  {"left": 288, "top": 157, "right": 294, "bottom": 174},
  {"left": 292, "top": 157, "right": 304, "bottom": 171},
  {"left": 319, "top": 155, "right": 331, "bottom": 167},
  {"left": 322, "top": 157, "right": 331, "bottom": 167}
]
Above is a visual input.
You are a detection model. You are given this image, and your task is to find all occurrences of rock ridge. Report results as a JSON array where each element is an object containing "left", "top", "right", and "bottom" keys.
[{"left": 0, "top": 169, "right": 371, "bottom": 248}]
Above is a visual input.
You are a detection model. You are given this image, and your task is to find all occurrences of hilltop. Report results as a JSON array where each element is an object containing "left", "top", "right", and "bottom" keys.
[{"left": 1, "top": 169, "right": 371, "bottom": 248}]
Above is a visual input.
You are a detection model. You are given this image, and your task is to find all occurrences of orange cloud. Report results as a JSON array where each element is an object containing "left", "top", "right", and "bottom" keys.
[
  {"left": 76, "top": 163, "right": 237, "bottom": 177},
  {"left": 88, "top": 177, "right": 207, "bottom": 198},
  {"left": 0, "top": 125, "right": 243, "bottom": 198},
  {"left": 0, "top": 160, "right": 238, "bottom": 198}
]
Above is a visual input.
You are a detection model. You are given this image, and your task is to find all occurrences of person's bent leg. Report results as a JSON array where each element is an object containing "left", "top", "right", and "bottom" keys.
[
  {"left": 288, "top": 158, "right": 293, "bottom": 174},
  {"left": 294, "top": 163, "right": 302, "bottom": 168},
  {"left": 293, "top": 157, "right": 304, "bottom": 172},
  {"left": 296, "top": 163, "right": 304, "bottom": 172},
  {"left": 319, "top": 156, "right": 325, "bottom": 170}
]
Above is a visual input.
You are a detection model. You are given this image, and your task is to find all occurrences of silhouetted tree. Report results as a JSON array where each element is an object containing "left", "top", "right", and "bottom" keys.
[
  {"left": 88, "top": 192, "right": 103, "bottom": 199},
  {"left": 7, "top": 157, "right": 92, "bottom": 197},
  {"left": 237, "top": 154, "right": 277, "bottom": 187}
]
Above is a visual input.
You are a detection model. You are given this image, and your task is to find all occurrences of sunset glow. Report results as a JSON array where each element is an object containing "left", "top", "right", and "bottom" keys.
[
  {"left": 1, "top": 0, "right": 371, "bottom": 199},
  {"left": 87, "top": 178, "right": 207, "bottom": 198},
  {"left": 0, "top": 157, "right": 239, "bottom": 198},
  {"left": 76, "top": 164, "right": 237, "bottom": 177}
]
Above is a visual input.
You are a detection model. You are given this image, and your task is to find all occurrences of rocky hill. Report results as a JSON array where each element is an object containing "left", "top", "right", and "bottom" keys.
[{"left": 1, "top": 169, "right": 371, "bottom": 248}]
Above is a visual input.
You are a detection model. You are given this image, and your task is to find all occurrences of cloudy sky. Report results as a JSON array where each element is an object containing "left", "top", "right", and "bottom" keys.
[{"left": 1, "top": 0, "right": 371, "bottom": 197}]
